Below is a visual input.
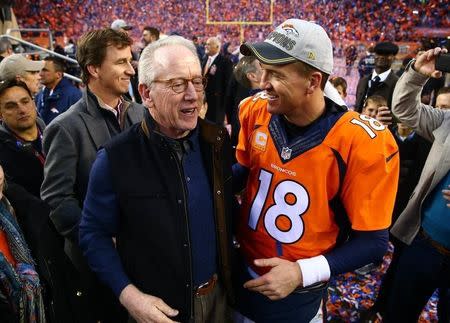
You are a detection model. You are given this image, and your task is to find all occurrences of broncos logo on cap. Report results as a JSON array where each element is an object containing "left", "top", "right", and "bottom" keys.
[{"left": 281, "top": 24, "right": 299, "bottom": 37}]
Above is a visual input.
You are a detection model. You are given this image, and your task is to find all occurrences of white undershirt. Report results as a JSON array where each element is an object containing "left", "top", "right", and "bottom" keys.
[{"left": 371, "top": 68, "right": 391, "bottom": 83}]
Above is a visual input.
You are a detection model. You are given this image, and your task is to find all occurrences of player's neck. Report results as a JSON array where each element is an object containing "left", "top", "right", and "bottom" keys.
[{"left": 285, "top": 95, "right": 326, "bottom": 127}]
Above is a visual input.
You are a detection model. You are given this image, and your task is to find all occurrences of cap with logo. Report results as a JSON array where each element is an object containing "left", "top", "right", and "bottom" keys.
[
  {"left": 0, "top": 54, "right": 45, "bottom": 81},
  {"left": 240, "top": 19, "right": 346, "bottom": 107},
  {"left": 240, "top": 19, "right": 333, "bottom": 75},
  {"left": 111, "top": 19, "right": 133, "bottom": 31},
  {"left": 373, "top": 42, "right": 399, "bottom": 56}
]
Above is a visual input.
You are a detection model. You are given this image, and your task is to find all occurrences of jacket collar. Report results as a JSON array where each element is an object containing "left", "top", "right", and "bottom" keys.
[
  {"left": 371, "top": 69, "right": 392, "bottom": 82},
  {"left": 0, "top": 117, "right": 46, "bottom": 140},
  {"left": 52, "top": 77, "right": 71, "bottom": 92}
]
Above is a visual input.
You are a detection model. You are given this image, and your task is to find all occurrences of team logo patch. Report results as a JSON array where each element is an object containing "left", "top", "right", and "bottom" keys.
[
  {"left": 281, "top": 24, "right": 299, "bottom": 37},
  {"left": 281, "top": 147, "right": 292, "bottom": 160},
  {"left": 253, "top": 131, "right": 268, "bottom": 151}
]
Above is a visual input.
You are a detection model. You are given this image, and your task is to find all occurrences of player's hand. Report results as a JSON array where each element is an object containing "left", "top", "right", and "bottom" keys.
[
  {"left": 443, "top": 185, "right": 450, "bottom": 208},
  {"left": 375, "top": 106, "right": 392, "bottom": 126},
  {"left": 119, "top": 284, "right": 179, "bottom": 323},
  {"left": 414, "top": 47, "right": 447, "bottom": 78},
  {"left": 243, "top": 257, "right": 302, "bottom": 300}
]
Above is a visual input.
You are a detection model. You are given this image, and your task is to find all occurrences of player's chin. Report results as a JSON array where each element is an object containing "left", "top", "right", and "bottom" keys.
[{"left": 266, "top": 102, "right": 281, "bottom": 114}]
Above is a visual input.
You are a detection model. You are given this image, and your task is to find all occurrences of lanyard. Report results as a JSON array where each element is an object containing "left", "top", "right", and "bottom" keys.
[{"left": 13, "top": 129, "right": 46, "bottom": 166}]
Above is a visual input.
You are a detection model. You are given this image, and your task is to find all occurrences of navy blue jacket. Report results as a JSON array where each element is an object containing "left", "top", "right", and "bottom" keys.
[
  {"left": 79, "top": 112, "right": 236, "bottom": 322},
  {"left": 35, "top": 78, "right": 82, "bottom": 125},
  {"left": 0, "top": 119, "right": 46, "bottom": 198}
]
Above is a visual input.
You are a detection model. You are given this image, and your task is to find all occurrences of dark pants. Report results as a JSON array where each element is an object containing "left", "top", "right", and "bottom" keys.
[
  {"left": 438, "top": 288, "right": 450, "bottom": 323},
  {"left": 385, "top": 233, "right": 450, "bottom": 322},
  {"left": 235, "top": 266, "right": 325, "bottom": 323},
  {"left": 371, "top": 237, "right": 405, "bottom": 316}
]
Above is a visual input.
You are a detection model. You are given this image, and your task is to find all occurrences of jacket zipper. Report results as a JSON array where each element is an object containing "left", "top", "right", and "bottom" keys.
[{"left": 171, "top": 150, "right": 194, "bottom": 320}]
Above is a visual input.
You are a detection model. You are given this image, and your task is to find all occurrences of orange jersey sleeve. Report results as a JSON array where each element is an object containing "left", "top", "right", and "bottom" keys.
[
  {"left": 332, "top": 111, "right": 400, "bottom": 231},
  {"left": 236, "top": 92, "right": 271, "bottom": 168}
]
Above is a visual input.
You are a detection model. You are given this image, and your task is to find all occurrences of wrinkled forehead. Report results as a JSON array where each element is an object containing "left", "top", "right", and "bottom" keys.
[
  {"left": 154, "top": 45, "right": 201, "bottom": 76},
  {"left": 104, "top": 44, "right": 132, "bottom": 60}
]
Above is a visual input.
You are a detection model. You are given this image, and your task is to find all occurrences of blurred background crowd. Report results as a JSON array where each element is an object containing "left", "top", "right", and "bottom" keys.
[{"left": 0, "top": 1, "right": 449, "bottom": 322}]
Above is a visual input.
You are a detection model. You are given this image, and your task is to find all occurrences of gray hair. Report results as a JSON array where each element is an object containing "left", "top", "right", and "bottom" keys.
[
  {"left": 234, "top": 56, "right": 258, "bottom": 88},
  {"left": 138, "top": 35, "right": 199, "bottom": 86},
  {"left": 0, "top": 38, "right": 12, "bottom": 55},
  {"left": 207, "top": 37, "right": 221, "bottom": 50}
]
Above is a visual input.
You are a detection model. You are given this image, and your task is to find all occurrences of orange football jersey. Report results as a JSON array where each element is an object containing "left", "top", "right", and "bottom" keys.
[{"left": 236, "top": 92, "right": 399, "bottom": 276}]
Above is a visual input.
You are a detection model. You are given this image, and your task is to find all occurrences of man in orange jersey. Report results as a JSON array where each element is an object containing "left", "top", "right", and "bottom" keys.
[{"left": 233, "top": 19, "right": 399, "bottom": 322}]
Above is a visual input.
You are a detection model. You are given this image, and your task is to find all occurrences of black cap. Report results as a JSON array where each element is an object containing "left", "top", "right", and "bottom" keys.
[
  {"left": 240, "top": 42, "right": 297, "bottom": 66},
  {"left": 374, "top": 42, "right": 399, "bottom": 56}
]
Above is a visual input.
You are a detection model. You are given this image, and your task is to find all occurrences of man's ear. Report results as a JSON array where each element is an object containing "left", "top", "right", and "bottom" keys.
[
  {"left": 86, "top": 65, "right": 100, "bottom": 80},
  {"left": 246, "top": 72, "right": 256, "bottom": 84},
  {"left": 307, "top": 72, "right": 322, "bottom": 94},
  {"left": 138, "top": 83, "right": 153, "bottom": 109}
]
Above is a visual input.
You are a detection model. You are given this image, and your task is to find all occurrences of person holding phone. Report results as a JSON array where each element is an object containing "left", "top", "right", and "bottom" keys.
[{"left": 384, "top": 47, "right": 450, "bottom": 322}]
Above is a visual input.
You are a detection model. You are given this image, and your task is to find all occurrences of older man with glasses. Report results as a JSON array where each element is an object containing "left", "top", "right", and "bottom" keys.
[{"left": 79, "top": 35, "right": 235, "bottom": 323}]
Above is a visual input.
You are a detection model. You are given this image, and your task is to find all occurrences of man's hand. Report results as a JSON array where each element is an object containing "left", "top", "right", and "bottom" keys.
[
  {"left": 243, "top": 257, "right": 302, "bottom": 300},
  {"left": 375, "top": 106, "right": 392, "bottom": 126},
  {"left": 414, "top": 47, "right": 448, "bottom": 78},
  {"left": 443, "top": 185, "right": 450, "bottom": 208},
  {"left": 119, "top": 284, "right": 179, "bottom": 323}
]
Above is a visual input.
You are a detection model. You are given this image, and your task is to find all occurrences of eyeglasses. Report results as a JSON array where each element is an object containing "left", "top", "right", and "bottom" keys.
[{"left": 152, "top": 77, "right": 207, "bottom": 94}]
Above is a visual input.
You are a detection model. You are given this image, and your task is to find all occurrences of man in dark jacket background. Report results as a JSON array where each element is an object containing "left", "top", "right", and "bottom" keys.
[
  {"left": 355, "top": 41, "right": 399, "bottom": 112},
  {"left": 41, "top": 28, "right": 144, "bottom": 322},
  {"left": 0, "top": 79, "right": 45, "bottom": 198},
  {"left": 0, "top": 81, "right": 90, "bottom": 322},
  {"left": 35, "top": 56, "right": 81, "bottom": 124},
  {"left": 224, "top": 56, "right": 262, "bottom": 154},
  {"left": 202, "top": 36, "right": 233, "bottom": 125}
]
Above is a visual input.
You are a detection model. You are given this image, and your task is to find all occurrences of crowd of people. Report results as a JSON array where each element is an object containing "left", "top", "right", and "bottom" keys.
[
  {"left": 0, "top": 2, "right": 449, "bottom": 323},
  {"left": 13, "top": 0, "right": 450, "bottom": 46}
]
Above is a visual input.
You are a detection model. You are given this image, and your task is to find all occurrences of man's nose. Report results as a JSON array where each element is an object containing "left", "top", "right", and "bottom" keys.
[
  {"left": 126, "top": 61, "right": 135, "bottom": 75},
  {"left": 184, "top": 81, "right": 199, "bottom": 100}
]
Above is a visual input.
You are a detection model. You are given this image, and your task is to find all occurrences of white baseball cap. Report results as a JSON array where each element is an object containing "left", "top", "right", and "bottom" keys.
[
  {"left": 241, "top": 19, "right": 333, "bottom": 75},
  {"left": 0, "top": 54, "right": 45, "bottom": 81},
  {"left": 111, "top": 19, "right": 133, "bottom": 31}
]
